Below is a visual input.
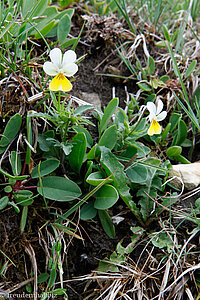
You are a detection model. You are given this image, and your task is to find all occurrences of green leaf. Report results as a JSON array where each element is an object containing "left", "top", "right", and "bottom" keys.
[
  {"left": 37, "top": 176, "right": 81, "bottom": 202},
  {"left": 162, "top": 24, "right": 170, "bottom": 41},
  {"left": 74, "top": 105, "right": 93, "bottom": 116},
  {"left": 52, "top": 289, "right": 66, "bottom": 296},
  {"left": 31, "top": 159, "right": 60, "bottom": 178},
  {"left": 98, "top": 125, "right": 117, "bottom": 150},
  {"left": 37, "top": 131, "right": 54, "bottom": 152},
  {"left": 98, "top": 210, "right": 115, "bottom": 238},
  {"left": 175, "top": 119, "right": 188, "bottom": 145},
  {"left": 99, "top": 98, "right": 119, "bottom": 134},
  {"left": 0, "top": 168, "right": 28, "bottom": 180},
  {"left": 14, "top": 190, "right": 33, "bottom": 206},
  {"left": 192, "top": 86, "right": 200, "bottom": 104},
  {"left": 80, "top": 202, "right": 97, "bottom": 220},
  {"left": 68, "top": 132, "right": 87, "bottom": 173},
  {"left": 94, "top": 184, "right": 119, "bottom": 210},
  {"left": 9, "top": 201, "right": 20, "bottom": 213},
  {"left": 84, "top": 161, "right": 93, "bottom": 182},
  {"left": 148, "top": 56, "right": 155, "bottom": 74},
  {"left": 174, "top": 154, "right": 190, "bottom": 164},
  {"left": 48, "top": 268, "right": 57, "bottom": 289},
  {"left": 119, "top": 145, "right": 137, "bottom": 162},
  {"left": 100, "top": 146, "right": 131, "bottom": 201},
  {"left": 57, "top": 14, "right": 71, "bottom": 44},
  {"left": 137, "top": 81, "right": 152, "bottom": 91},
  {"left": 166, "top": 146, "right": 182, "bottom": 157},
  {"left": 37, "top": 273, "right": 50, "bottom": 284},
  {"left": 151, "top": 232, "right": 173, "bottom": 249},
  {"left": 155, "top": 40, "right": 168, "bottom": 48},
  {"left": 0, "top": 114, "right": 22, "bottom": 151},
  {"left": 27, "top": 0, "right": 48, "bottom": 18},
  {"left": 34, "top": 20, "right": 57, "bottom": 39},
  {"left": 73, "top": 125, "right": 93, "bottom": 148},
  {"left": 169, "top": 113, "right": 181, "bottom": 132},
  {"left": 25, "top": 112, "right": 32, "bottom": 164},
  {"left": 22, "top": 0, "right": 36, "bottom": 17},
  {"left": 162, "top": 123, "right": 171, "bottom": 140},
  {"left": 185, "top": 60, "right": 197, "bottom": 78},
  {"left": 20, "top": 206, "right": 28, "bottom": 233},
  {"left": 138, "top": 187, "right": 157, "bottom": 221},
  {"left": 0, "top": 196, "right": 9, "bottom": 210},
  {"left": 10, "top": 151, "right": 22, "bottom": 176},
  {"left": 126, "top": 164, "right": 148, "bottom": 183},
  {"left": 87, "top": 145, "right": 97, "bottom": 160},
  {"left": 174, "top": 92, "right": 200, "bottom": 131},
  {"left": 4, "top": 186, "right": 12, "bottom": 193},
  {"left": 160, "top": 75, "right": 170, "bottom": 83},
  {"left": 86, "top": 171, "right": 112, "bottom": 186}
]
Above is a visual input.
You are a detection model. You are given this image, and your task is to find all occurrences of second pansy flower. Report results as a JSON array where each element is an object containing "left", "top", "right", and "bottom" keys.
[
  {"left": 43, "top": 48, "right": 78, "bottom": 92},
  {"left": 146, "top": 99, "right": 167, "bottom": 136}
]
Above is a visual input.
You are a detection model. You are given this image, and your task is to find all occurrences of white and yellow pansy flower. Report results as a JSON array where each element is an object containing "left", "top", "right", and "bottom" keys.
[
  {"left": 146, "top": 99, "right": 167, "bottom": 136},
  {"left": 43, "top": 48, "right": 78, "bottom": 92}
]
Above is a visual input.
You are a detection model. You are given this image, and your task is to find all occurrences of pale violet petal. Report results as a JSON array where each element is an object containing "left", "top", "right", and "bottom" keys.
[
  {"left": 146, "top": 101, "right": 156, "bottom": 114},
  {"left": 43, "top": 62, "right": 59, "bottom": 76},
  {"left": 156, "top": 98, "right": 164, "bottom": 115},
  {"left": 63, "top": 63, "right": 78, "bottom": 77},
  {"left": 50, "top": 48, "right": 62, "bottom": 67},
  {"left": 63, "top": 50, "right": 77, "bottom": 65},
  {"left": 156, "top": 111, "right": 167, "bottom": 122}
]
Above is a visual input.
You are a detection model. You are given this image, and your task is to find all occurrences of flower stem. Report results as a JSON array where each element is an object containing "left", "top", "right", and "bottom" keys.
[{"left": 58, "top": 91, "right": 61, "bottom": 111}]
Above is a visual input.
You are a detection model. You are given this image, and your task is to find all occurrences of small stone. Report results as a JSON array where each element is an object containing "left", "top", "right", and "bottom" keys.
[
  {"left": 80, "top": 92, "right": 101, "bottom": 108},
  {"left": 170, "top": 163, "right": 200, "bottom": 190}
]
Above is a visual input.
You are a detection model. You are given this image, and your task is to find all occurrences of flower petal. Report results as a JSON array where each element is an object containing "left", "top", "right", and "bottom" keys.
[
  {"left": 147, "top": 101, "right": 156, "bottom": 114},
  {"left": 148, "top": 111, "right": 156, "bottom": 122},
  {"left": 156, "top": 99, "right": 164, "bottom": 115},
  {"left": 63, "top": 50, "right": 77, "bottom": 64},
  {"left": 157, "top": 111, "right": 167, "bottom": 122},
  {"left": 62, "top": 63, "right": 78, "bottom": 77},
  {"left": 50, "top": 48, "right": 62, "bottom": 67},
  {"left": 43, "top": 62, "right": 59, "bottom": 76},
  {"left": 147, "top": 120, "right": 161, "bottom": 136},
  {"left": 49, "top": 73, "right": 72, "bottom": 92},
  {"left": 147, "top": 121, "right": 154, "bottom": 136}
]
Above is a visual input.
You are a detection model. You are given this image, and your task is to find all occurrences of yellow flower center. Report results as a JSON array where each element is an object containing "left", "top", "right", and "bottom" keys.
[
  {"left": 148, "top": 119, "right": 161, "bottom": 136},
  {"left": 49, "top": 73, "right": 72, "bottom": 92}
]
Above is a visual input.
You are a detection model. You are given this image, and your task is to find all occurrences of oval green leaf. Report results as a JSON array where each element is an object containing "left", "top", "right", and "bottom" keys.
[
  {"left": 10, "top": 151, "right": 22, "bottom": 176},
  {"left": 31, "top": 159, "right": 60, "bottom": 179},
  {"left": 14, "top": 190, "right": 33, "bottom": 206},
  {"left": 148, "top": 56, "right": 155, "bottom": 74},
  {"left": 98, "top": 125, "right": 117, "bottom": 150},
  {"left": 80, "top": 202, "right": 97, "bottom": 220},
  {"left": 98, "top": 210, "right": 115, "bottom": 238},
  {"left": 37, "top": 176, "right": 82, "bottom": 202},
  {"left": 166, "top": 146, "right": 182, "bottom": 157},
  {"left": 57, "top": 14, "right": 71, "bottom": 44},
  {"left": 94, "top": 184, "right": 119, "bottom": 210},
  {"left": 0, "top": 113, "right": 22, "bottom": 148},
  {"left": 73, "top": 125, "right": 93, "bottom": 148},
  {"left": 0, "top": 196, "right": 9, "bottom": 210},
  {"left": 137, "top": 81, "right": 152, "bottom": 91},
  {"left": 68, "top": 132, "right": 87, "bottom": 173},
  {"left": 126, "top": 164, "right": 148, "bottom": 183},
  {"left": 185, "top": 60, "right": 197, "bottom": 79},
  {"left": 86, "top": 171, "right": 112, "bottom": 186},
  {"left": 99, "top": 98, "right": 119, "bottom": 134}
]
